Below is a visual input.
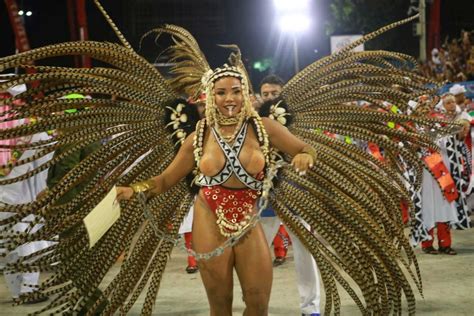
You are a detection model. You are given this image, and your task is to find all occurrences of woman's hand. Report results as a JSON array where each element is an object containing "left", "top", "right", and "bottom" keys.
[
  {"left": 116, "top": 186, "right": 134, "bottom": 201},
  {"left": 291, "top": 153, "right": 314, "bottom": 176},
  {"left": 261, "top": 118, "right": 316, "bottom": 175}
]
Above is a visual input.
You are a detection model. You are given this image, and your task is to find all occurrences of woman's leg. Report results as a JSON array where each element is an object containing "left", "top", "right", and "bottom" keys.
[
  {"left": 234, "top": 223, "right": 273, "bottom": 316},
  {"left": 193, "top": 196, "right": 235, "bottom": 316}
]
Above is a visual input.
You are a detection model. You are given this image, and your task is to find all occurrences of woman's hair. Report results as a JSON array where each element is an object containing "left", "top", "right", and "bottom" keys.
[{"left": 204, "top": 64, "right": 257, "bottom": 127}]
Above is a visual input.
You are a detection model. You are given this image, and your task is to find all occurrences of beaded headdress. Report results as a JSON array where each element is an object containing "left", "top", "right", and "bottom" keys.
[
  {"left": 204, "top": 64, "right": 242, "bottom": 85},
  {"left": 203, "top": 63, "right": 256, "bottom": 128}
]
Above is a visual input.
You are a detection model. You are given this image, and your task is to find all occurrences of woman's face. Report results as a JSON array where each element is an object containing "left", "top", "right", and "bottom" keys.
[{"left": 213, "top": 77, "right": 243, "bottom": 117}]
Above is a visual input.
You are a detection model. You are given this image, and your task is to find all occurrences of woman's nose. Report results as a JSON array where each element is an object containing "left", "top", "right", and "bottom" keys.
[{"left": 225, "top": 93, "right": 234, "bottom": 101}]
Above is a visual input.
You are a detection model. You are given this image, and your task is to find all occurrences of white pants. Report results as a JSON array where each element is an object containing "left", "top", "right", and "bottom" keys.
[
  {"left": 3, "top": 248, "right": 40, "bottom": 298},
  {"left": 0, "top": 212, "right": 53, "bottom": 298},
  {"left": 261, "top": 216, "right": 321, "bottom": 314}
]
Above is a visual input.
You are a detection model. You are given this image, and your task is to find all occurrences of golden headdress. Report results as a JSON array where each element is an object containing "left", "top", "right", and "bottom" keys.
[{"left": 145, "top": 26, "right": 258, "bottom": 137}]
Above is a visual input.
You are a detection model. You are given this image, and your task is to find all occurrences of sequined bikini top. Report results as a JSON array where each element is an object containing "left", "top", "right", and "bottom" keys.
[{"left": 195, "top": 122, "right": 264, "bottom": 191}]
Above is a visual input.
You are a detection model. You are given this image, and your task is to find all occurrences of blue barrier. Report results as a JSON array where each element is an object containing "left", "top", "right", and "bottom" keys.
[{"left": 439, "top": 81, "right": 474, "bottom": 99}]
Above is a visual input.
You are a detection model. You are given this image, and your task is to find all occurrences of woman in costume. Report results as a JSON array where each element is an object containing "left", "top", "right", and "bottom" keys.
[
  {"left": 0, "top": 2, "right": 462, "bottom": 314},
  {"left": 116, "top": 65, "right": 316, "bottom": 315}
]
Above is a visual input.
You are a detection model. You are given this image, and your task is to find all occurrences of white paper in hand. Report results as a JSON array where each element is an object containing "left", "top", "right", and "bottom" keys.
[{"left": 83, "top": 186, "right": 121, "bottom": 248}]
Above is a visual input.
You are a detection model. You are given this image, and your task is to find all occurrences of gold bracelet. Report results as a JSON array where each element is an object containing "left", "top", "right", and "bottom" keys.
[
  {"left": 130, "top": 179, "right": 156, "bottom": 194},
  {"left": 300, "top": 145, "right": 317, "bottom": 162}
]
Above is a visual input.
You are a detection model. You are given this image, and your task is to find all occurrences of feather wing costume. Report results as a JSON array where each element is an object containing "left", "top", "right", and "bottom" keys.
[{"left": 0, "top": 2, "right": 460, "bottom": 315}]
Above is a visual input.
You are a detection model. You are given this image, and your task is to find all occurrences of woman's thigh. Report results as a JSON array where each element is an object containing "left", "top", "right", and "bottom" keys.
[
  {"left": 233, "top": 223, "right": 273, "bottom": 302},
  {"left": 192, "top": 196, "right": 234, "bottom": 296}
]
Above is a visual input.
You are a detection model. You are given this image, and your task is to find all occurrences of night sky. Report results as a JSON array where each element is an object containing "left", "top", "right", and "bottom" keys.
[{"left": 1, "top": 0, "right": 473, "bottom": 87}]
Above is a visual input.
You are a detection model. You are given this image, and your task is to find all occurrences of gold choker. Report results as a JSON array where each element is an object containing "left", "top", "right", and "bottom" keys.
[{"left": 217, "top": 115, "right": 239, "bottom": 126}]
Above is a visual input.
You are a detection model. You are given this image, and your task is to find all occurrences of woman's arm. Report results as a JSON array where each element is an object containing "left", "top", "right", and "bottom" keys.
[
  {"left": 117, "top": 132, "right": 196, "bottom": 200},
  {"left": 262, "top": 117, "right": 316, "bottom": 174}
]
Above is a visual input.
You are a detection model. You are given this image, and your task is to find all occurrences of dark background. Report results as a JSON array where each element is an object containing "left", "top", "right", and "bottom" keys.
[{"left": 1, "top": 0, "right": 473, "bottom": 89}]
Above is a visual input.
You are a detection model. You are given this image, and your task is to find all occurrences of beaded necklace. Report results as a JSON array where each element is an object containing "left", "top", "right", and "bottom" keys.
[{"left": 216, "top": 112, "right": 244, "bottom": 143}]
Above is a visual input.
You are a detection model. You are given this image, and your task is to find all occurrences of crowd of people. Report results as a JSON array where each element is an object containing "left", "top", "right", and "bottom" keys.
[{"left": 419, "top": 30, "right": 474, "bottom": 82}]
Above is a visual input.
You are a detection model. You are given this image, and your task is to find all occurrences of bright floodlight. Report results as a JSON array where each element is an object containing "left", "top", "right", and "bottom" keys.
[
  {"left": 273, "top": 0, "right": 310, "bottom": 11},
  {"left": 26, "top": 11, "right": 32, "bottom": 16},
  {"left": 18, "top": 10, "right": 24, "bottom": 16},
  {"left": 279, "top": 15, "right": 311, "bottom": 33}
]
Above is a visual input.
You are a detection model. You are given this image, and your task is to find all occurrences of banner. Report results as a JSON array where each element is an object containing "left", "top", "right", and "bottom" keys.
[{"left": 330, "top": 35, "right": 364, "bottom": 54}]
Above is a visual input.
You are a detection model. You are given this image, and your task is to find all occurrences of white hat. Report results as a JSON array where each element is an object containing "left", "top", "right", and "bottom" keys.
[
  {"left": 431, "top": 48, "right": 439, "bottom": 55},
  {"left": 448, "top": 84, "right": 467, "bottom": 96},
  {"left": 407, "top": 100, "right": 418, "bottom": 109},
  {"left": 0, "top": 73, "right": 27, "bottom": 96}
]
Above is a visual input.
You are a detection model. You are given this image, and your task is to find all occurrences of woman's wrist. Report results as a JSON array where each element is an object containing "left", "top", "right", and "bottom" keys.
[
  {"left": 299, "top": 145, "right": 317, "bottom": 162},
  {"left": 130, "top": 179, "right": 156, "bottom": 195}
]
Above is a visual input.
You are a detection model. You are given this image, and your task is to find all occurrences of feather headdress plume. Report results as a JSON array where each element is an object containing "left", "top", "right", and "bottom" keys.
[{"left": 141, "top": 25, "right": 212, "bottom": 100}]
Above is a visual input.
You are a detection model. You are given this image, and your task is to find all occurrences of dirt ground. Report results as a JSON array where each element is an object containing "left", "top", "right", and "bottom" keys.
[{"left": 1, "top": 228, "right": 473, "bottom": 315}]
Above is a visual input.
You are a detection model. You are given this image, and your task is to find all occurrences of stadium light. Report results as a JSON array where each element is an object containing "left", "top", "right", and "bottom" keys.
[
  {"left": 273, "top": 0, "right": 312, "bottom": 73},
  {"left": 278, "top": 14, "right": 311, "bottom": 33},
  {"left": 273, "top": 0, "right": 310, "bottom": 12}
]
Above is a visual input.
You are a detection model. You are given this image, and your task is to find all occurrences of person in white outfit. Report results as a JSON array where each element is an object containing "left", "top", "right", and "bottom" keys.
[
  {"left": 420, "top": 95, "right": 471, "bottom": 255},
  {"left": 260, "top": 214, "right": 321, "bottom": 316},
  {"left": 0, "top": 79, "right": 54, "bottom": 302},
  {"left": 420, "top": 136, "right": 460, "bottom": 254},
  {"left": 258, "top": 75, "right": 321, "bottom": 316}
]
